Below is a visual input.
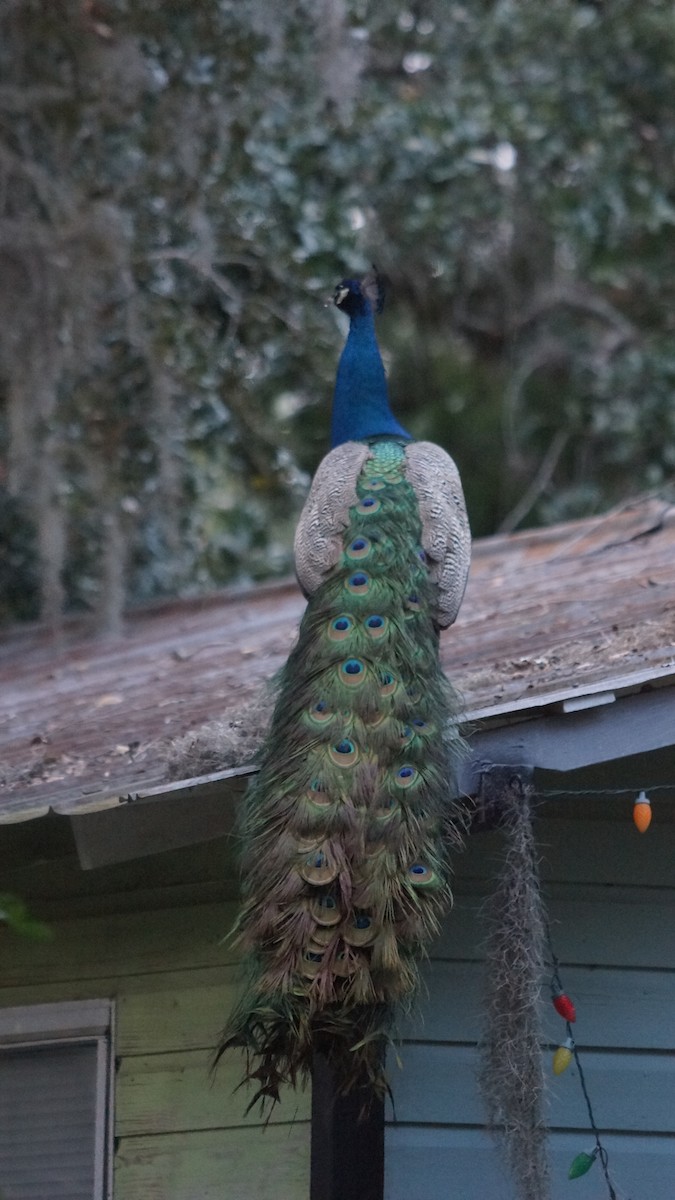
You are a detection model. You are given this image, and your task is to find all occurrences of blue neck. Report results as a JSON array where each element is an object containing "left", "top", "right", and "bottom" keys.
[{"left": 331, "top": 305, "right": 411, "bottom": 447}]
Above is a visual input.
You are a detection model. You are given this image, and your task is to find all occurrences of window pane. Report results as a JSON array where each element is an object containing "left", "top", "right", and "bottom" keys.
[{"left": 0, "top": 1042, "right": 98, "bottom": 1200}]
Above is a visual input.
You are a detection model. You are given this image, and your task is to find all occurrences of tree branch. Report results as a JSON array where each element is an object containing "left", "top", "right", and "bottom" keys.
[{"left": 499, "top": 428, "right": 570, "bottom": 533}]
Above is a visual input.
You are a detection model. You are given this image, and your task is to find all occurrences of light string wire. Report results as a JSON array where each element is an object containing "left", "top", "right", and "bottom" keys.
[
  {"left": 468, "top": 771, "right": 673, "bottom": 800},
  {"left": 546, "top": 922, "right": 627, "bottom": 1200},
  {"left": 537, "top": 781, "right": 671, "bottom": 799}
]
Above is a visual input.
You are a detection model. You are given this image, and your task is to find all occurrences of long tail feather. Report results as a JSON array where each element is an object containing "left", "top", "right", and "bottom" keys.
[{"left": 219, "top": 439, "right": 466, "bottom": 1107}]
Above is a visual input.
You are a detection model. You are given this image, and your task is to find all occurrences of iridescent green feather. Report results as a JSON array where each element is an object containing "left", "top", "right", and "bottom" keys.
[{"left": 219, "top": 440, "right": 466, "bottom": 1108}]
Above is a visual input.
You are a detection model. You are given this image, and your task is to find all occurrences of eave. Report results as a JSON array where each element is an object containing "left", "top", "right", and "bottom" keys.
[{"left": 1, "top": 494, "right": 674, "bottom": 864}]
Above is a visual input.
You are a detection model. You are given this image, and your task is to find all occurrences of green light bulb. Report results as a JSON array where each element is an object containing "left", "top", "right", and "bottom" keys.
[{"left": 568, "top": 1150, "right": 597, "bottom": 1179}]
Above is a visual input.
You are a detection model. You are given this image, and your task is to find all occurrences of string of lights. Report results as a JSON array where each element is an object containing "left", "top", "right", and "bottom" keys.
[
  {"left": 466, "top": 768, "right": 665, "bottom": 833},
  {"left": 473, "top": 763, "right": 659, "bottom": 1192},
  {"left": 546, "top": 924, "right": 629, "bottom": 1199},
  {"left": 471, "top": 769, "right": 673, "bottom": 800},
  {"left": 537, "top": 782, "right": 668, "bottom": 801}
]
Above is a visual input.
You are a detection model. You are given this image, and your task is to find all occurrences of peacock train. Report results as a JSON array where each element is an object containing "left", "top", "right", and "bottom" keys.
[{"left": 219, "top": 268, "right": 471, "bottom": 1109}]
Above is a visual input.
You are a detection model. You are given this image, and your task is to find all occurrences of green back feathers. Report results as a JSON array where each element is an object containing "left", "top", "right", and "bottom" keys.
[{"left": 221, "top": 440, "right": 465, "bottom": 1107}]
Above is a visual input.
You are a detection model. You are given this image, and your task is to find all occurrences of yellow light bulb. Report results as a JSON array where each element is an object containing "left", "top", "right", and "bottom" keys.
[{"left": 552, "top": 1036, "right": 574, "bottom": 1075}]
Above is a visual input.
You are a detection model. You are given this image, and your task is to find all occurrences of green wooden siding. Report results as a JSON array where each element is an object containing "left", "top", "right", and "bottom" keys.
[
  {"left": 114, "top": 1126, "right": 309, "bottom": 1200},
  {"left": 386, "top": 815, "right": 675, "bottom": 1199},
  {"left": 0, "top": 897, "right": 310, "bottom": 1200}
]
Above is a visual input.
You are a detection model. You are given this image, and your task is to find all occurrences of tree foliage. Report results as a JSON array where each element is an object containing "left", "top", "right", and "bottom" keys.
[{"left": 1, "top": 0, "right": 674, "bottom": 627}]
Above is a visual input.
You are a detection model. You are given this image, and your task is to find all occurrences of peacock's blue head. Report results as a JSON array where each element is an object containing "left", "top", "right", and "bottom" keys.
[
  {"left": 330, "top": 267, "right": 410, "bottom": 446},
  {"left": 333, "top": 269, "right": 386, "bottom": 318},
  {"left": 333, "top": 278, "right": 366, "bottom": 317}
]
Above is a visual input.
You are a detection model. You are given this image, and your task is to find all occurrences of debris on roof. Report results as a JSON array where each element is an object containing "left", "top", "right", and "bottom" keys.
[{"left": 1, "top": 495, "right": 674, "bottom": 822}]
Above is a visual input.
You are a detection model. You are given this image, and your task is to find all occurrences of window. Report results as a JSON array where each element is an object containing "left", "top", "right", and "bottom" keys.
[{"left": 0, "top": 999, "right": 113, "bottom": 1200}]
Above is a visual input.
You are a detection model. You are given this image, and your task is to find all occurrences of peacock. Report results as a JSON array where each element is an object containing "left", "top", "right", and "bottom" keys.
[{"left": 219, "top": 268, "right": 471, "bottom": 1109}]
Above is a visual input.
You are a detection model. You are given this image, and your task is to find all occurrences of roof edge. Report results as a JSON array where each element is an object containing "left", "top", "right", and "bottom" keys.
[{"left": 4, "top": 662, "right": 674, "bottom": 826}]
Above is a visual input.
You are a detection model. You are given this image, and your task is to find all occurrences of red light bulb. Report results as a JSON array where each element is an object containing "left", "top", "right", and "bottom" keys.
[{"left": 552, "top": 990, "right": 576, "bottom": 1023}]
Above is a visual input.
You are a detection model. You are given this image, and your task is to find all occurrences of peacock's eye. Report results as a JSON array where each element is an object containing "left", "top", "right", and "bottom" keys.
[
  {"left": 356, "top": 496, "right": 381, "bottom": 515},
  {"left": 394, "top": 764, "right": 419, "bottom": 788},
  {"left": 335, "top": 739, "right": 354, "bottom": 755},
  {"left": 343, "top": 659, "right": 363, "bottom": 675},
  {"left": 346, "top": 571, "right": 370, "bottom": 595},
  {"left": 407, "top": 863, "right": 437, "bottom": 888},
  {"left": 379, "top": 670, "right": 397, "bottom": 696},
  {"left": 365, "top": 613, "right": 388, "bottom": 638},
  {"left": 329, "top": 614, "right": 353, "bottom": 641},
  {"left": 308, "top": 699, "right": 333, "bottom": 725},
  {"left": 329, "top": 738, "right": 359, "bottom": 767}
]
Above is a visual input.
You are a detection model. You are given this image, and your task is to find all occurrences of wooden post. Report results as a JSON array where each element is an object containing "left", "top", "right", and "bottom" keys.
[{"left": 310, "top": 1051, "right": 385, "bottom": 1200}]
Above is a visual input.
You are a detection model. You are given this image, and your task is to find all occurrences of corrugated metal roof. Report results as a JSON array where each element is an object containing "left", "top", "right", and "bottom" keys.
[{"left": 1, "top": 495, "right": 674, "bottom": 822}]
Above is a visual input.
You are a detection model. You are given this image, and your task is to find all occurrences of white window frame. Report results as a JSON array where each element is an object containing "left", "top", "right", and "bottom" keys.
[{"left": 0, "top": 998, "right": 115, "bottom": 1200}]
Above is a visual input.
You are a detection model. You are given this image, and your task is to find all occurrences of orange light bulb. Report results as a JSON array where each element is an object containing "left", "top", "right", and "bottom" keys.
[{"left": 633, "top": 790, "right": 652, "bottom": 833}]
